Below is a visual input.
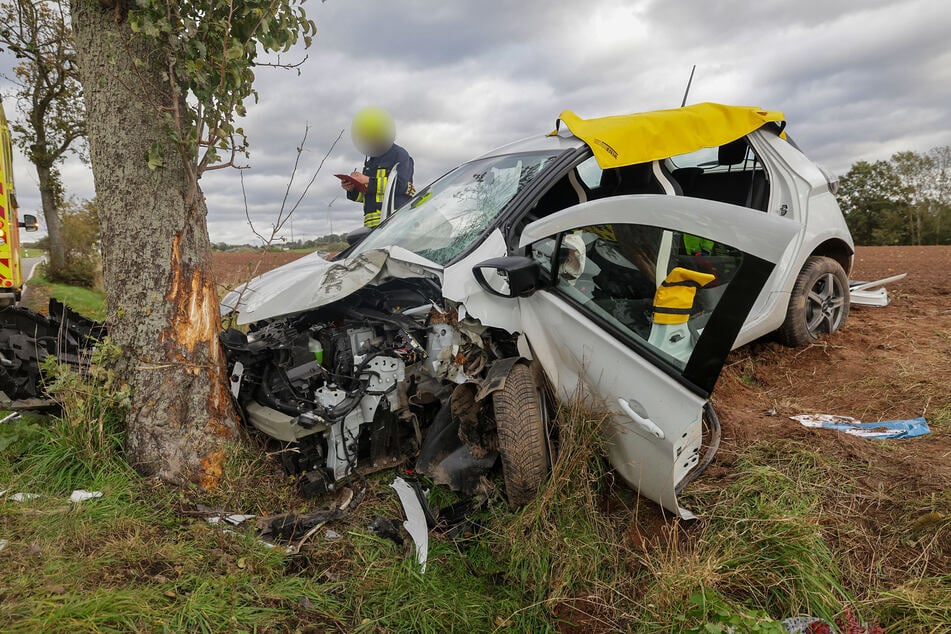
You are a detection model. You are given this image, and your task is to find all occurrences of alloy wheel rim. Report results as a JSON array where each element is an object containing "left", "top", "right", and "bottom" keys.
[{"left": 805, "top": 272, "right": 845, "bottom": 336}]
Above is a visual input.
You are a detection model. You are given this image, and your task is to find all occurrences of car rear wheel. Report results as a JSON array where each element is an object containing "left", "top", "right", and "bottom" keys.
[
  {"left": 778, "top": 256, "right": 850, "bottom": 347},
  {"left": 493, "top": 363, "right": 550, "bottom": 507}
]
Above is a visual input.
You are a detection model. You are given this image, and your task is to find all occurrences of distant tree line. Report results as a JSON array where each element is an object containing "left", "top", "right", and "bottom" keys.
[
  {"left": 211, "top": 233, "right": 350, "bottom": 251},
  {"left": 836, "top": 146, "right": 951, "bottom": 245}
]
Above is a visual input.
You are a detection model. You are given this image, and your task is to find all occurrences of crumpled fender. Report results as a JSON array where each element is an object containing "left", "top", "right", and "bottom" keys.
[{"left": 474, "top": 356, "right": 526, "bottom": 401}]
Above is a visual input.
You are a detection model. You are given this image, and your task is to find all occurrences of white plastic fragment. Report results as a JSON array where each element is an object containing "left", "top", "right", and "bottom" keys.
[
  {"left": 325, "top": 529, "right": 342, "bottom": 541},
  {"left": 0, "top": 538, "right": 8, "bottom": 551},
  {"left": 69, "top": 490, "right": 103, "bottom": 503},
  {"left": 10, "top": 493, "right": 39, "bottom": 502},
  {"left": 1, "top": 412, "right": 21, "bottom": 424},
  {"left": 389, "top": 476, "right": 429, "bottom": 573}
]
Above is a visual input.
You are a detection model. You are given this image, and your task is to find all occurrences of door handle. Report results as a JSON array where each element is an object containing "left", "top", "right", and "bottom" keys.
[{"left": 617, "top": 398, "right": 665, "bottom": 440}]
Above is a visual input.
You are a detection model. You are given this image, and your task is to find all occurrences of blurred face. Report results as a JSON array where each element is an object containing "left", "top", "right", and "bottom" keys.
[{"left": 352, "top": 107, "right": 396, "bottom": 157}]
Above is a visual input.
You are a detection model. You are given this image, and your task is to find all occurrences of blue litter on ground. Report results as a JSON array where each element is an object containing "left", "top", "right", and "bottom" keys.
[{"left": 790, "top": 414, "right": 930, "bottom": 439}]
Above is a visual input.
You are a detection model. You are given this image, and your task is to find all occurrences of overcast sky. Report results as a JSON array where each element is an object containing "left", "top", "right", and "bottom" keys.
[{"left": 4, "top": 0, "right": 951, "bottom": 243}]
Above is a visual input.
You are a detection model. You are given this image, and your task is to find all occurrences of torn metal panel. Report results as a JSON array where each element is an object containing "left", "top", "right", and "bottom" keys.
[{"left": 390, "top": 476, "right": 429, "bottom": 573}]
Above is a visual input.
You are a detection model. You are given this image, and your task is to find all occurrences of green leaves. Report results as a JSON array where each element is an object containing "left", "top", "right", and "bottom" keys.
[
  {"left": 146, "top": 142, "right": 165, "bottom": 170},
  {"left": 127, "top": 0, "right": 317, "bottom": 174}
]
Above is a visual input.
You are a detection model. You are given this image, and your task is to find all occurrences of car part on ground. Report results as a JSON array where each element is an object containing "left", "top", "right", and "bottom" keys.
[
  {"left": 0, "top": 299, "right": 105, "bottom": 407},
  {"left": 848, "top": 273, "right": 907, "bottom": 307}
]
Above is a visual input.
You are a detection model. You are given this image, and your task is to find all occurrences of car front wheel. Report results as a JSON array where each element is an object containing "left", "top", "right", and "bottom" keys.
[
  {"left": 493, "top": 363, "right": 551, "bottom": 508},
  {"left": 778, "top": 256, "right": 850, "bottom": 347}
]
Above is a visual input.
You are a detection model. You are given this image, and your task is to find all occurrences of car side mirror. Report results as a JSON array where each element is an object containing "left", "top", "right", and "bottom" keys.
[
  {"left": 472, "top": 256, "right": 540, "bottom": 298},
  {"left": 19, "top": 214, "right": 38, "bottom": 232},
  {"left": 346, "top": 225, "right": 372, "bottom": 247}
]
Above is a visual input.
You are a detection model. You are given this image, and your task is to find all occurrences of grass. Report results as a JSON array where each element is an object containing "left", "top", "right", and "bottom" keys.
[
  {"left": 20, "top": 248, "right": 46, "bottom": 259},
  {"left": 20, "top": 270, "right": 107, "bottom": 321},
  {"left": 2, "top": 365, "right": 948, "bottom": 632}
]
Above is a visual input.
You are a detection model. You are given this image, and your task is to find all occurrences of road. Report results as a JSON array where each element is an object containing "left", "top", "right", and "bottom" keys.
[{"left": 17, "top": 256, "right": 44, "bottom": 305}]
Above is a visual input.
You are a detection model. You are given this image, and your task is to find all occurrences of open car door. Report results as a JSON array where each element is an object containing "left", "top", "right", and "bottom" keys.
[{"left": 514, "top": 194, "right": 798, "bottom": 517}]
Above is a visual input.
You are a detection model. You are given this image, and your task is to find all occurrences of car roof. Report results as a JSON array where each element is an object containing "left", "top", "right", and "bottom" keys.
[
  {"left": 474, "top": 131, "right": 584, "bottom": 160},
  {"left": 474, "top": 103, "right": 786, "bottom": 169}
]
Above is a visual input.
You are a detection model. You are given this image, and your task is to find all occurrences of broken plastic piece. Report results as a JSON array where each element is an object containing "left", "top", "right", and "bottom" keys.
[
  {"left": 0, "top": 538, "right": 8, "bottom": 551},
  {"left": 9, "top": 492, "right": 39, "bottom": 502},
  {"left": 849, "top": 273, "right": 907, "bottom": 307},
  {"left": 0, "top": 412, "right": 21, "bottom": 424},
  {"left": 791, "top": 414, "right": 930, "bottom": 439},
  {"left": 390, "top": 476, "right": 429, "bottom": 573},
  {"left": 69, "top": 490, "right": 103, "bottom": 503},
  {"left": 206, "top": 513, "right": 256, "bottom": 526}
]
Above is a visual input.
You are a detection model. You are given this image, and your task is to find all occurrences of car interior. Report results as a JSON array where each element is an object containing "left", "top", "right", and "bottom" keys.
[{"left": 521, "top": 137, "right": 766, "bottom": 368}]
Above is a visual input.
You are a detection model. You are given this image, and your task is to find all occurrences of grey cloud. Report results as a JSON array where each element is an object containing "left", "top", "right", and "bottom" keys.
[{"left": 3, "top": 0, "right": 949, "bottom": 243}]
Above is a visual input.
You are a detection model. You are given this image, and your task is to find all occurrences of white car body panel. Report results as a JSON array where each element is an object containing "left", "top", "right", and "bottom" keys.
[
  {"left": 512, "top": 195, "right": 798, "bottom": 517},
  {"left": 221, "top": 246, "right": 441, "bottom": 325}
]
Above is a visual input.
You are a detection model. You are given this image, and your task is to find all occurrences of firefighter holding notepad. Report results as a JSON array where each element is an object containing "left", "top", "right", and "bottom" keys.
[{"left": 340, "top": 107, "right": 415, "bottom": 228}]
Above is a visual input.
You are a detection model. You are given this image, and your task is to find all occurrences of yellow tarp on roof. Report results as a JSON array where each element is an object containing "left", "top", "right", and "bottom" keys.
[{"left": 550, "top": 102, "right": 785, "bottom": 169}]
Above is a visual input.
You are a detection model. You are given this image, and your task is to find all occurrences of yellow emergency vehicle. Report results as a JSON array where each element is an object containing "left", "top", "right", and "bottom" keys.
[{"left": 0, "top": 103, "right": 39, "bottom": 307}]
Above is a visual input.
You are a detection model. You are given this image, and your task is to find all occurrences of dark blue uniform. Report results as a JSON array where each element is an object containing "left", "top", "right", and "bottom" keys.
[{"left": 347, "top": 144, "right": 415, "bottom": 227}]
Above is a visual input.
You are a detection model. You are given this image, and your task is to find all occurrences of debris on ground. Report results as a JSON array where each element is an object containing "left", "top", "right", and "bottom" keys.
[
  {"left": 390, "top": 476, "right": 429, "bottom": 573},
  {"left": 0, "top": 538, "right": 8, "bottom": 551},
  {"left": 5, "top": 492, "right": 39, "bottom": 502},
  {"left": 0, "top": 412, "right": 21, "bottom": 424},
  {"left": 205, "top": 513, "right": 256, "bottom": 526},
  {"left": 368, "top": 516, "right": 404, "bottom": 546},
  {"left": 790, "top": 414, "right": 930, "bottom": 439},
  {"left": 781, "top": 608, "right": 883, "bottom": 633},
  {"left": 199, "top": 486, "right": 364, "bottom": 555},
  {"left": 69, "top": 490, "right": 103, "bottom": 503},
  {"left": 848, "top": 273, "right": 907, "bottom": 307}
]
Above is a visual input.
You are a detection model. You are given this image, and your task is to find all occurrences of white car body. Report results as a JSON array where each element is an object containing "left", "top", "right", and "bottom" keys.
[{"left": 221, "top": 106, "right": 854, "bottom": 517}]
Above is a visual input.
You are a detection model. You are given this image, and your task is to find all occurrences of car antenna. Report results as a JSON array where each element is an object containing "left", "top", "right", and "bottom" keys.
[{"left": 680, "top": 65, "right": 696, "bottom": 107}]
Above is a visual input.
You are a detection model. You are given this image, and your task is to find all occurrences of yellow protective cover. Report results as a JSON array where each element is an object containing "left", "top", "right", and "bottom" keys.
[
  {"left": 652, "top": 267, "right": 716, "bottom": 325},
  {"left": 550, "top": 102, "right": 785, "bottom": 169}
]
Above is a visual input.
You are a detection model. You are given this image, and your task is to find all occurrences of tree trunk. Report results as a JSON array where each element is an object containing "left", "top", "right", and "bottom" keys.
[
  {"left": 36, "top": 162, "right": 67, "bottom": 276},
  {"left": 70, "top": 0, "right": 237, "bottom": 487}
]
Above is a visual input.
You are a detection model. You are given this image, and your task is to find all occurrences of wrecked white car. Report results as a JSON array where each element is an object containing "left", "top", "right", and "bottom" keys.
[
  {"left": 1, "top": 104, "right": 854, "bottom": 517},
  {"left": 216, "top": 103, "right": 854, "bottom": 517}
]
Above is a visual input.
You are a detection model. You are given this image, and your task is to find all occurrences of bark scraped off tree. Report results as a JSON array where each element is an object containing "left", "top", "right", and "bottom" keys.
[{"left": 70, "top": 0, "right": 236, "bottom": 487}]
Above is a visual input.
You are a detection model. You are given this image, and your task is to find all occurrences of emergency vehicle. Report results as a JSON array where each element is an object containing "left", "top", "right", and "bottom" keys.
[{"left": 0, "top": 103, "right": 39, "bottom": 307}]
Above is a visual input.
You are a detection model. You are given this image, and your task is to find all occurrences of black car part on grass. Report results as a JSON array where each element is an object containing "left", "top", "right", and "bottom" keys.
[{"left": 0, "top": 299, "right": 105, "bottom": 405}]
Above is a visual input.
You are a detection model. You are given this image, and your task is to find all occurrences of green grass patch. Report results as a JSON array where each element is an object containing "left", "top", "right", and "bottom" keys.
[
  {"left": 3, "top": 363, "right": 947, "bottom": 632},
  {"left": 20, "top": 248, "right": 46, "bottom": 259},
  {"left": 21, "top": 269, "right": 106, "bottom": 320}
]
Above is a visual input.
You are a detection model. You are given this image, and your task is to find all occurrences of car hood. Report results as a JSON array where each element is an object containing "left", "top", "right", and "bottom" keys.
[{"left": 220, "top": 246, "right": 443, "bottom": 324}]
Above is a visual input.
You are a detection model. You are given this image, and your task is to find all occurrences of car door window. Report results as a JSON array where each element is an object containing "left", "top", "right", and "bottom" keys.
[{"left": 532, "top": 223, "right": 743, "bottom": 372}]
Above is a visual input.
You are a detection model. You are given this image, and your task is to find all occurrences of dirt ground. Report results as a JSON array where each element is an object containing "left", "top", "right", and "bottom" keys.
[
  {"left": 709, "top": 245, "right": 950, "bottom": 590},
  {"left": 212, "top": 250, "right": 309, "bottom": 288},
  {"left": 715, "top": 245, "right": 949, "bottom": 461}
]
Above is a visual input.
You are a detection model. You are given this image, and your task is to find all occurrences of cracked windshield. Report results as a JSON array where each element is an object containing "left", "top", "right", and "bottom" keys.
[{"left": 352, "top": 151, "right": 560, "bottom": 265}]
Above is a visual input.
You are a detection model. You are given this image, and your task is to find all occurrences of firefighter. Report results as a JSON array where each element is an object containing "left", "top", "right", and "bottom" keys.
[{"left": 341, "top": 107, "right": 415, "bottom": 228}]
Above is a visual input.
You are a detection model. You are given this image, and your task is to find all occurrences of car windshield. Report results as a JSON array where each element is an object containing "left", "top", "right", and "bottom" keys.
[{"left": 352, "top": 151, "right": 560, "bottom": 265}]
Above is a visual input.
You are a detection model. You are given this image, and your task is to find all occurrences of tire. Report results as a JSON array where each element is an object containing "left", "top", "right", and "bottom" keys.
[
  {"left": 778, "top": 256, "right": 850, "bottom": 347},
  {"left": 493, "top": 363, "right": 550, "bottom": 507}
]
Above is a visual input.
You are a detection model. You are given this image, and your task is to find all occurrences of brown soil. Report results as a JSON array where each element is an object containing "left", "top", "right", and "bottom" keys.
[
  {"left": 711, "top": 245, "right": 951, "bottom": 589},
  {"left": 715, "top": 245, "right": 950, "bottom": 465},
  {"left": 211, "top": 250, "right": 309, "bottom": 288}
]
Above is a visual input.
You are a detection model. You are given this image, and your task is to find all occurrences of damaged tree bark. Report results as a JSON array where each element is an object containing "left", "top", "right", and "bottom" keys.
[{"left": 69, "top": 0, "right": 236, "bottom": 487}]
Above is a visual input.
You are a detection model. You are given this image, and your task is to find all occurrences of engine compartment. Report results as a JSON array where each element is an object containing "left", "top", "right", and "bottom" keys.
[{"left": 221, "top": 278, "right": 513, "bottom": 496}]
